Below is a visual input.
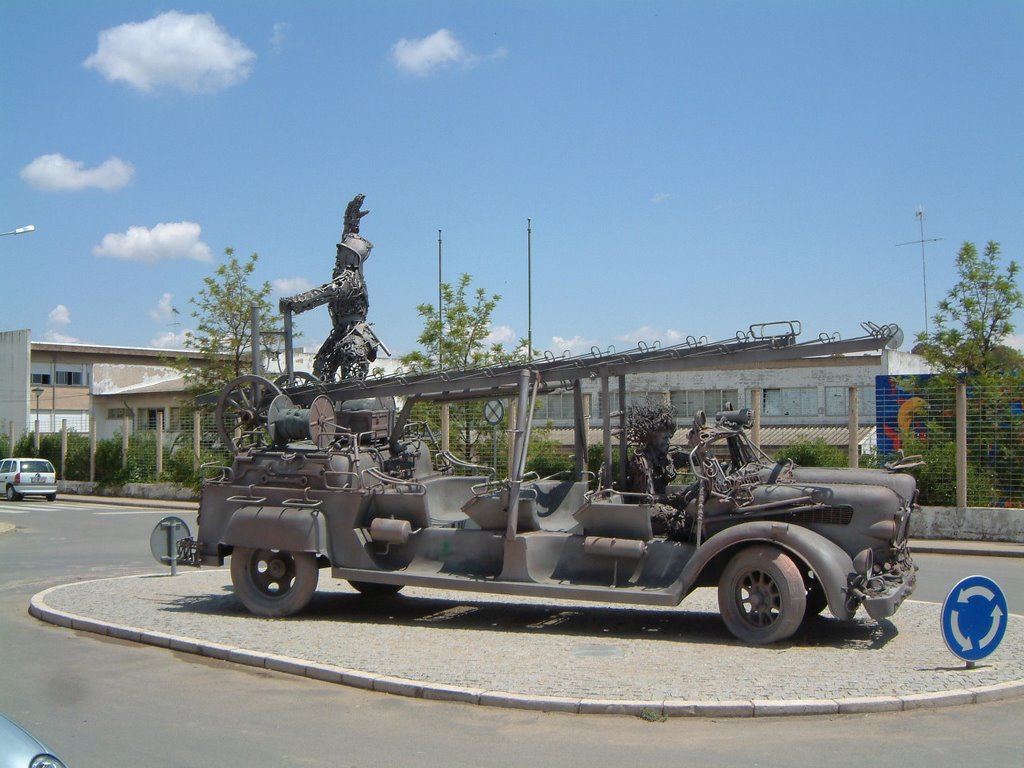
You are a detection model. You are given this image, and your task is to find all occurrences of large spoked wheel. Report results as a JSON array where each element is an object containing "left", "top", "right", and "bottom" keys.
[
  {"left": 230, "top": 546, "right": 319, "bottom": 617},
  {"left": 215, "top": 375, "right": 281, "bottom": 454},
  {"left": 718, "top": 545, "right": 806, "bottom": 644}
]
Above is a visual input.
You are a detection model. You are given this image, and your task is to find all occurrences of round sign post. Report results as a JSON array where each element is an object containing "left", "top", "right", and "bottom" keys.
[
  {"left": 150, "top": 516, "right": 192, "bottom": 576},
  {"left": 940, "top": 575, "right": 1009, "bottom": 668},
  {"left": 483, "top": 400, "right": 505, "bottom": 471}
]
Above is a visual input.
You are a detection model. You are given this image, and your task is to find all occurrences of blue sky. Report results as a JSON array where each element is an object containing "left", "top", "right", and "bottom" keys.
[{"left": 3, "top": 1, "right": 1023, "bottom": 363}]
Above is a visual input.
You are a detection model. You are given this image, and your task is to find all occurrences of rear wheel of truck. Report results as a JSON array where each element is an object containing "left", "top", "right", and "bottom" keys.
[
  {"left": 231, "top": 547, "right": 318, "bottom": 617},
  {"left": 718, "top": 545, "right": 806, "bottom": 644}
]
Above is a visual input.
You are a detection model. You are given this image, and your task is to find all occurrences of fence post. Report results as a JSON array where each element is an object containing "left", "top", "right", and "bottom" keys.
[
  {"left": 155, "top": 414, "right": 164, "bottom": 479},
  {"left": 956, "top": 380, "right": 968, "bottom": 508},
  {"left": 193, "top": 411, "right": 201, "bottom": 472},
  {"left": 440, "top": 402, "right": 451, "bottom": 454},
  {"left": 750, "top": 387, "right": 762, "bottom": 449},
  {"left": 60, "top": 419, "right": 68, "bottom": 479},
  {"left": 847, "top": 386, "right": 859, "bottom": 468},
  {"left": 89, "top": 420, "right": 97, "bottom": 482},
  {"left": 122, "top": 412, "right": 130, "bottom": 469}
]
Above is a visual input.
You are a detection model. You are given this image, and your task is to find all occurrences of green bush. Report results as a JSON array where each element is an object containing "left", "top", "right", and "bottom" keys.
[
  {"left": 774, "top": 438, "right": 847, "bottom": 468},
  {"left": 902, "top": 433, "right": 998, "bottom": 506}
]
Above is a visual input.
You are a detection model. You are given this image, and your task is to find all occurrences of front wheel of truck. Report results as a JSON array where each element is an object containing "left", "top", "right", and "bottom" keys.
[
  {"left": 718, "top": 545, "right": 807, "bottom": 644},
  {"left": 231, "top": 547, "right": 318, "bottom": 617}
]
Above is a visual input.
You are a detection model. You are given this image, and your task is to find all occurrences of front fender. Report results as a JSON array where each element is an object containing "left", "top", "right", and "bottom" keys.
[
  {"left": 677, "top": 521, "right": 856, "bottom": 620},
  {"left": 221, "top": 505, "right": 326, "bottom": 554}
]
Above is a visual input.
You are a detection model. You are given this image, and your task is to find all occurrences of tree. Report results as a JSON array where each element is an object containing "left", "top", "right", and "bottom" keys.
[
  {"left": 400, "top": 273, "right": 528, "bottom": 463},
  {"left": 915, "top": 240, "right": 1023, "bottom": 376},
  {"left": 178, "top": 249, "right": 281, "bottom": 397},
  {"left": 908, "top": 240, "right": 1024, "bottom": 504},
  {"left": 401, "top": 273, "right": 526, "bottom": 371}
]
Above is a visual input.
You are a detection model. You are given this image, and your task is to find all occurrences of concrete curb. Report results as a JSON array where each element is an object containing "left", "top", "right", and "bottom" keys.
[
  {"left": 0, "top": 522, "right": 15, "bottom": 535},
  {"left": 28, "top": 576, "right": 1024, "bottom": 719}
]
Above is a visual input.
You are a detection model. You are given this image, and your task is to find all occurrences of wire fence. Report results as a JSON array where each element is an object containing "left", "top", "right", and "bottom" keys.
[{"left": 5, "top": 378, "right": 1022, "bottom": 507}]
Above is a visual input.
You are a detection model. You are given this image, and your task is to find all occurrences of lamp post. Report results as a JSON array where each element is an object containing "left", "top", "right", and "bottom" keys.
[
  {"left": 1, "top": 224, "right": 36, "bottom": 237},
  {"left": 32, "top": 387, "right": 44, "bottom": 451}
]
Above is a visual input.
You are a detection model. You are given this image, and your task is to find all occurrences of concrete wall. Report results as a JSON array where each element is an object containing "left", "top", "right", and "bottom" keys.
[
  {"left": 0, "top": 330, "right": 30, "bottom": 441},
  {"left": 911, "top": 506, "right": 1024, "bottom": 543}
]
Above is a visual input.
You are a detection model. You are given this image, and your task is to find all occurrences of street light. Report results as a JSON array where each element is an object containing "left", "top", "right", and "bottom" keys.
[
  {"left": 32, "top": 387, "right": 44, "bottom": 451},
  {"left": 1, "top": 224, "right": 36, "bottom": 237}
]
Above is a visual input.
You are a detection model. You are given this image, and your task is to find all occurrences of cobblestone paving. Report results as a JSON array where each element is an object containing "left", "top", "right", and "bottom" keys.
[{"left": 38, "top": 570, "right": 1024, "bottom": 702}]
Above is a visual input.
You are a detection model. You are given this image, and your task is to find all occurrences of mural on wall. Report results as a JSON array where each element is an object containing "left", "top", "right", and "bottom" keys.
[{"left": 875, "top": 374, "right": 933, "bottom": 454}]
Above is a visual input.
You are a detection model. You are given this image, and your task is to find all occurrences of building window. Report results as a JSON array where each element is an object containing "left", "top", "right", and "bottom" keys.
[
  {"left": 107, "top": 408, "right": 133, "bottom": 421},
  {"left": 534, "top": 393, "right": 574, "bottom": 422},
  {"left": 54, "top": 370, "right": 82, "bottom": 386},
  {"left": 763, "top": 387, "right": 818, "bottom": 417},
  {"left": 825, "top": 386, "right": 876, "bottom": 419},
  {"left": 30, "top": 363, "right": 51, "bottom": 385},
  {"left": 671, "top": 389, "right": 739, "bottom": 419},
  {"left": 139, "top": 409, "right": 164, "bottom": 431}
]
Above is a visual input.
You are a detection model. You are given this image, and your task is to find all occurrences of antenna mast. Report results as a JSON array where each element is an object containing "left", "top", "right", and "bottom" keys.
[{"left": 896, "top": 206, "right": 942, "bottom": 337}]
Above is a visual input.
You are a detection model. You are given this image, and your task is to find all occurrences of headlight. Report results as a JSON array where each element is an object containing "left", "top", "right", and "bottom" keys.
[{"left": 31, "top": 755, "right": 67, "bottom": 768}]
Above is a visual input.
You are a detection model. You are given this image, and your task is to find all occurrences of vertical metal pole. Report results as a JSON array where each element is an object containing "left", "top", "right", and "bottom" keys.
[
  {"left": 847, "top": 386, "right": 859, "bottom": 468},
  {"left": 506, "top": 369, "right": 532, "bottom": 541},
  {"left": 438, "top": 229, "right": 443, "bottom": 368},
  {"left": 251, "top": 304, "right": 261, "bottom": 377},
  {"left": 618, "top": 375, "right": 628, "bottom": 490},
  {"left": 956, "top": 380, "right": 968, "bottom": 508},
  {"left": 918, "top": 208, "right": 929, "bottom": 337},
  {"left": 527, "top": 217, "right": 532, "bottom": 358},
  {"left": 601, "top": 370, "right": 611, "bottom": 488},
  {"left": 573, "top": 381, "right": 587, "bottom": 481},
  {"left": 283, "top": 307, "right": 294, "bottom": 385}
]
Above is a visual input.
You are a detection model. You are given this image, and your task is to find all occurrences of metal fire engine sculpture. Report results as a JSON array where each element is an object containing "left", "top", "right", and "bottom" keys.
[
  {"left": 190, "top": 194, "right": 922, "bottom": 646},
  {"left": 279, "top": 194, "right": 387, "bottom": 382}
]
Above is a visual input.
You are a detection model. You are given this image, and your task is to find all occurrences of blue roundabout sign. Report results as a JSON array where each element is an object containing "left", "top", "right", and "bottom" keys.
[{"left": 940, "top": 575, "right": 1009, "bottom": 663}]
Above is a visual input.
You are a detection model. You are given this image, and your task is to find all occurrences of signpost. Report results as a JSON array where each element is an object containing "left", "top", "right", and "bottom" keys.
[
  {"left": 150, "top": 516, "right": 192, "bottom": 576},
  {"left": 940, "top": 575, "right": 1008, "bottom": 667},
  {"left": 483, "top": 399, "right": 505, "bottom": 472}
]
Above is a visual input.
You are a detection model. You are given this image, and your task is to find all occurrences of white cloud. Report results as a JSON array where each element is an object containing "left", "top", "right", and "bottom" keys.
[
  {"left": 391, "top": 29, "right": 504, "bottom": 76},
  {"left": 44, "top": 330, "right": 79, "bottom": 343},
  {"left": 651, "top": 193, "right": 672, "bottom": 204},
  {"left": 84, "top": 11, "right": 255, "bottom": 93},
  {"left": 93, "top": 222, "right": 213, "bottom": 264},
  {"left": 273, "top": 277, "right": 314, "bottom": 295},
  {"left": 551, "top": 335, "right": 598, "bottom": 356},
  {"left": 484, "top": 324, "right": 518, "bottom": 347},
  {"left": 617, "top": 326, "right": 686, "bottom": 347},
  {"left": 149, "top": 292, "right": 178, "bottom": 323},
  {"left": 21, "top": 153, "right": 134, "bottom": 192},
  {"left": 48, "top": 304, "right": 71, "bottom": 326},
  {"left": 150, "top": 330, "right": 190, "bottom": 349},
  {"left": 270, "top": 22, "right": 289, "bottom": 53}
]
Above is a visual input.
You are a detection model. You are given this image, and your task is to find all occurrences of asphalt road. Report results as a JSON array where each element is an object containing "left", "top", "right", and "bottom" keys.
[{"left": 1, "top": 498, "right": 1022, "bottom": 768}]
